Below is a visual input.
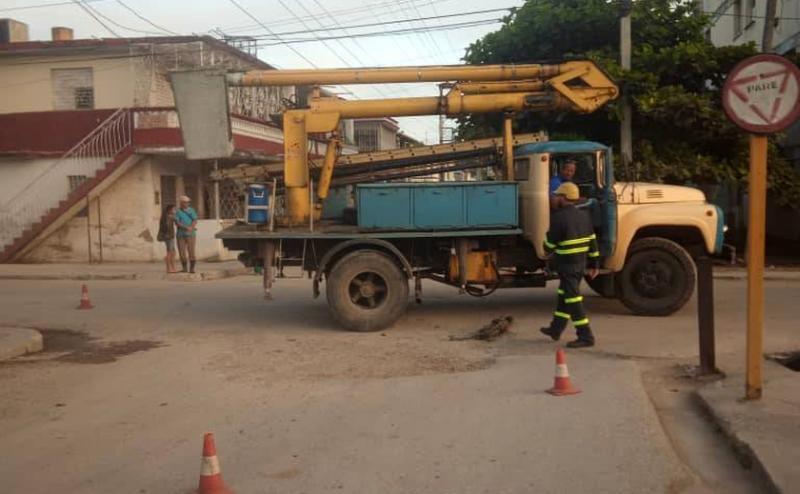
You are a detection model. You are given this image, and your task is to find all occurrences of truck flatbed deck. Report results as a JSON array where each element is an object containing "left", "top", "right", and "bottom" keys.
[{"left": 216, "top": 221, "right": 523, "bottom": 240}]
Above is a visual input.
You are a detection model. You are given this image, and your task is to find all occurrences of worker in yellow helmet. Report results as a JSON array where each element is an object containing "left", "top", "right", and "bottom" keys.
[{"left": 541, "top": 182, "right": 601, "bottom": 348}]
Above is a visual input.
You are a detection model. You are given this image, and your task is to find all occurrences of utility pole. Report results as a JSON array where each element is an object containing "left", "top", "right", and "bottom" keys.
[
  {"left": 762, "top": 0, "right": 778, "bottom": 52},
  {"left": 619, "top": 0, "right": 633, "bottom": 173}
]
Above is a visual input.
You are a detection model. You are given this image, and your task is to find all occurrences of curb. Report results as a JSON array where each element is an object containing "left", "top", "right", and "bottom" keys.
[
  {"left": 0, "top": 268, "right": 251, "bottom": 282},
  {"left": 713, "top": 273, "right": 800, "bottom": 282},
  {"left": 693, "top": 388, "right": 782, "bottom": 493},
  {"left": 0, "top": 327, "right": 43, "bottom": 361}
]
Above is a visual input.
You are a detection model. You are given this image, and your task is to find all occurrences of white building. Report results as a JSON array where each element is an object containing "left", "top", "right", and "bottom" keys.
[{"left": 703, "top": 0, "right": 800, "bottom": 54}]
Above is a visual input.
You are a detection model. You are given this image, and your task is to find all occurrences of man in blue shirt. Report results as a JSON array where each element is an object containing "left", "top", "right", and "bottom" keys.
[
  {"left": 549, "top": 159, "right": 577, "bottom": 195},
  {"left": 175, "top": 195, "right": 198, "bottom": 273}
]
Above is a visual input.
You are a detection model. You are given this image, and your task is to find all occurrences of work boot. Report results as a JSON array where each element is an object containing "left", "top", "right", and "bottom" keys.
[
  {"left": 189, "top": 261, "right": 196, "bottom": 274},
  {"left": 566, "top": 338, "right": 594, "bottom": 349},
  {"left": 540, "top": 327, "right": 561, "bottom": 341},
  {"left": 180, "top": 260, "right": 188, "bottom": 273}
]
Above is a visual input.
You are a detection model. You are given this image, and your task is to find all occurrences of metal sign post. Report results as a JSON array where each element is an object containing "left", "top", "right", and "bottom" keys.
[{"left": 722, "top": 54, "right": 800, "bottom": 400}]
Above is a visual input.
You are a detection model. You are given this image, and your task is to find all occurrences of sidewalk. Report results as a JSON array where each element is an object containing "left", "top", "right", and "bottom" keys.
[
  {"left": 695, "top": 360, "right": 800, "bottom": 493},
  {"left": 0, "top": 327, "right": 42, "bottom": 361},
  {"left": 0, "top": 261, "right": 252, "bottom": 282},
  {"left": 713, "top": 266, "right": 800, "bottom": 281}
]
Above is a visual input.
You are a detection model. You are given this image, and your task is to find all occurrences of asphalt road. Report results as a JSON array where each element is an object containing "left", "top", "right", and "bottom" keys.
[{"left": 0, "top": 276, "right": 794, "bottom": 493}]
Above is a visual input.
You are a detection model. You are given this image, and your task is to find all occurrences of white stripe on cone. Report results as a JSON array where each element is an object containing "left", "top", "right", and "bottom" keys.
[
  {"left": 555, "top": 364, "right": 570, "bottom": 378},
  {"left": 200, "top": 455, "right": 221, "bottom": 476}
]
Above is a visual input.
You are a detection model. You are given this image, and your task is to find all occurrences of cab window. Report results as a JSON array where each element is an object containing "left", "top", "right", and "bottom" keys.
[{"left": 513, "top": 157, "right": 530, "bottom": 181}]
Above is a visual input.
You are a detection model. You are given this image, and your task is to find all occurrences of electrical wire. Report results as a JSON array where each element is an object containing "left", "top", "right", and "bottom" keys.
[
  {"left": 217, "top": 0, "right": 456, "bottom": 35},
  {"left": 115, "top": 0, "right": 180, "bottom": 36},
  {"left": 226, "top": 0, "right": 318, "bottom": 68},
  {"left": 253, "top": 18, "right": 503, "bottom": 46},
  {"left": 75, "top": 0, "right": 168, "bottom": 36},
  {"left": 221, "top": 8, "right": 514, "bottom": 41},
  {"left": 71, "top": 0, "right": 121, "bottom": 38},
  {"left": 0, "top": 0, "right": 106, "bottom": 12}
]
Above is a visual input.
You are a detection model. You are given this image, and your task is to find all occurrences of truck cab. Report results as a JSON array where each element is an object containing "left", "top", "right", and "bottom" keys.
[{"left": 514, "top": 141, "right": 724, "bottom": 316}]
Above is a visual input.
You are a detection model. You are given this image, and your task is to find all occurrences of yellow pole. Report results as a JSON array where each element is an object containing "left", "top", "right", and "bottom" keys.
[
  {"left": 317, "top": 136, "right": 340, "bottom": 201},
  {"left": 234, "top": 63, "right": 560, "bottom": 86},
  {"left": 283, "top": 111, "right": 310, "bottom": 224},
  {"left": 503, "top": 113, "right": 514, "bottom": 180},
  {"left": 746, "top": 134, "right": 767, "bottom": 400}
]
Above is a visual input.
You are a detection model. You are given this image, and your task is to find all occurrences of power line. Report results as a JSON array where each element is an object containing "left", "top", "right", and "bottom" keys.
[
  {"left": 293, "top": 0, "right": 393, "bottom": 99},
  {"left": 75, "top": 0, "right": 167, "bottom": 36},
  {"left": 230, "top": 8, "right": 514, "bottom": 41},
  {"left": 253, "top": 18, "right": 503, "bottom": 46},
  {"left": 274, "top": 0, "right": 354, "bottom": 67},
  {"left": 226, "top": 0, "right": 318, "bottom": 68},
  {"left": 115, "top": 0, "right": 180, "bottom": 36},
  {"left": 217, "top": 0, "right": 453, "bottom": 35},
  {"left": 71, "top": 0, "right": 120, "bottom": 38},
  {"left": 0, "top": 0, "right": 106, "bottom": 12},
  {"left": 409, "top": 1, "right": 446, "bottom": 62}
]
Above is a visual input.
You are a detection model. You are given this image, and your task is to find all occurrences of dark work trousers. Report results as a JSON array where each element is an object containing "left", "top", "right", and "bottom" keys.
[{"left": 547, "top": 263, "right": 595, "bottom": 342}]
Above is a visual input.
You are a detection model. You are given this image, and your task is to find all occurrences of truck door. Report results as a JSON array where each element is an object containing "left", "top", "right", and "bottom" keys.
[
  {"left": 597, "top": 149, "right": 617, "bottom": 257},
  {"left": 517, "top": 152, "right": 550, "bottom": 259}
]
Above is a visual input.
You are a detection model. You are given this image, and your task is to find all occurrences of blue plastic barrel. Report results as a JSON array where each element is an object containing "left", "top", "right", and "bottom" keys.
[{"left": 246, "top": 184, "right": 270, "bottom": 224}]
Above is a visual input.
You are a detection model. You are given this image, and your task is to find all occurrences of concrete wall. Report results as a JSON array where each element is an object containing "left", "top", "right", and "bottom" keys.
[
  {"left": 22, "top": 155, "right": 238, "bottom": 262},
  {"left": 703, "top": 0, "right": 800, "bottom": 53},
  {"left": 0, "top": 157, "right": 57, "bottom": 198},
  {"left": 0, "top": 55, "right": 137, "bottom": 114}
]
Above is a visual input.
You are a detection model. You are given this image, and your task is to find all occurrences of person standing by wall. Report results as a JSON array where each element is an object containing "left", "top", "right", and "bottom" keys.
[
  {"left": 157, "top": 204, "right": 179, "bottom": 273},
  {"left": 540, "top": 182, "right": 600, "bottom": 348},
  {"left": 175, "top": 195, "right": 198, "bottom": 273}
]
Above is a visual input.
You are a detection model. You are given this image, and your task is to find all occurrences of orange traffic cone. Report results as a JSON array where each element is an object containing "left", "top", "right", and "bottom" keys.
[
  {"left": 198, "top": 433, "right": 233, "bottom": 494},
  {"left": 546, "top": 348, "right": 580, "bottom": 396},
  {"left": 76, "top": 284, "right": 93, "bottom": 310}
]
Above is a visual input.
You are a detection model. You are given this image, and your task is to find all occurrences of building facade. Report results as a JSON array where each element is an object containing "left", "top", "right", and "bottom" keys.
[
  {"left": 0, "top": 23, "right": 308, "bottom": 263},
  {"left": 703, "top": 0, "right": 800, "bottom": 54}
]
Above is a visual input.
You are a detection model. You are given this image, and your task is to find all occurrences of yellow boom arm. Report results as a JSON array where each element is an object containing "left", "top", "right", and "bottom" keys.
[{"left": 220, "top": 61, "right": 618, "bottom": 224}]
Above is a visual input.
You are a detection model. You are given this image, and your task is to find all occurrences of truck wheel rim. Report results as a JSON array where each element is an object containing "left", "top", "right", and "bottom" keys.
[
  {"left": 633, "top": 259, "right": 673, "bottom": 298},
  {"left": 348, "top": 271, "right": 388, "bottom": 309}
]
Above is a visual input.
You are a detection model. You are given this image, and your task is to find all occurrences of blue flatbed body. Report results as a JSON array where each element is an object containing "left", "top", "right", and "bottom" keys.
[{"left": 217, "top": 222, "right": 523, "bottom": 240}]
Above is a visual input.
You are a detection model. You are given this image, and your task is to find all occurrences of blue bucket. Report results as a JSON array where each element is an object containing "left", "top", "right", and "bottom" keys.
[{"left": 246, "top": 184, "right": 270, "bottom": 224}]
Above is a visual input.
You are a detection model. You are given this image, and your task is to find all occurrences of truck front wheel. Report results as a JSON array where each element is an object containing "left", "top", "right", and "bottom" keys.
[
  {"left": 326, "top": 250, "right": 409, "bottom": 332},
  {"left": 618, "top": 238, "right": 696, "bottom": 316},
  {"left": 585, "top": 273, "right": 616, "bottom": 298}
]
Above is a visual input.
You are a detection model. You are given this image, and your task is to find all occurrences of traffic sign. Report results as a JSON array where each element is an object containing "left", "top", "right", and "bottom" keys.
[{"left": 722, "top": 54, "right": 800, "bottom": 134}]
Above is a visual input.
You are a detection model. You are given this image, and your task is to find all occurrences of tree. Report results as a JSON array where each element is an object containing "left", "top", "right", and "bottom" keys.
[{"left": 459, "top": 0, "right": 800, "bottom": 207}]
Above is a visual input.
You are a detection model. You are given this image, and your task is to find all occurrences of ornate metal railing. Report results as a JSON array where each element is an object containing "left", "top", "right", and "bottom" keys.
[{"left": 0, "top": 108, "right": 132, "bottom": 249}]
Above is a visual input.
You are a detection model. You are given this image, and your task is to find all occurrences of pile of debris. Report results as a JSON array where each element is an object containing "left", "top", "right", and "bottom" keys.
[{"left": 449, "top": 316, "right": 513, "bottom": 342}]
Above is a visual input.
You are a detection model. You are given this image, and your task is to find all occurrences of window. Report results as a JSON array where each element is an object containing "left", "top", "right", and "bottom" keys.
[
  {"left": 51, "top": 68, "right": 94, "bottom": 110},
  {"left": 67, "top": 175, "right": 87, "bottom": 192},
  {"left": 160, "top": 175, "right": 176, "bottom": 207},
  {"left": 354, "top": 125, "right": 379, "bottom": 152},
  {"left": 74, "top": 87, "right": 94, "bottom": 109},
  {"left": 513, "top": 158, "right": 530, "bottom": 181}
]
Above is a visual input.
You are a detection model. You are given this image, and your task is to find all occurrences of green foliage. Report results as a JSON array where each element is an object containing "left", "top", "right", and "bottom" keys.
[{"left": 459, "top": 0, "right": 800, "bottom": 207}]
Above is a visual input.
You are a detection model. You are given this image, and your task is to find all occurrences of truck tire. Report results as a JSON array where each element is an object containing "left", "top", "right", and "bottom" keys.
[
  {"left": 326, "top": 250, "right": 409, "bottom": 332},
  {"left": 585, "top": 273, "right": 616, "bottom": 298},
  {"left": 618, "top": 238, "right": 696, "bottom": 316}
]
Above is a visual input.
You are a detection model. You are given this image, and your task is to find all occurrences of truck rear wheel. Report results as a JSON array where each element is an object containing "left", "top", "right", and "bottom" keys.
[
  {"left": 326, "top": 250, "right": 409, "bottom": 332},
  {"left": 618, "top": 238, "right": 695, "bottom": 316}
]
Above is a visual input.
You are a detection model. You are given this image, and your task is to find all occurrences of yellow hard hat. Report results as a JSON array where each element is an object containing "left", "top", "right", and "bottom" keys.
[{"left": 555, "top": 182, "right": 579, "bottom": 201}]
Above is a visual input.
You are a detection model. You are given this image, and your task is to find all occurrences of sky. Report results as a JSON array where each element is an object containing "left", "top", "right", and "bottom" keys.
[{"left": 4, "top": 0, "right": 524, "bottom": 143}]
